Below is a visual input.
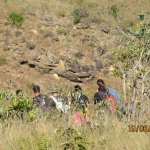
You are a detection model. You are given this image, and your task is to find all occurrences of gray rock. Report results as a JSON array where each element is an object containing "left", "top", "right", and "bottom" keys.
[
  {"left": 56, "top": 70, "right": 81, "bottom": 82},
  {"left": 40, "top": 16, "right": 52, "bottom": 22},
  {"left": 67, "top": 63, "right": 96, "bottom": 77},
  {"left": 21, "top": 38, "right": 26, "bottom": 43},
  {"left": 44, "top": 53, "right": 59, "bottom": 66},
  {"left": 43, "top": 31, "right": 59, "bottom": 41},
  {"left": 96, "top": 46, "right": 105, "bottom": 56},
  {"left": 27, "top": 61, "right": 36, "bottom": 68},
  {"left": 105, "top": 52, "right": 113, "bottom": 60},
  {"left": 2, "top": 40, "right": 10, "bottom": 51},
  {"left": 76, "top": 23, "right": 89, "bottom": 29},
  {"left": 33, "top": 55, "right": 41, "bottom": 62},
  {"left": 26, "top": 40, "right": 36, "bottom": 50},
  {"left": 15, "top": 31, "right": 22, "bottom": 37},
  {"left": 14, "top": 48, "right": 24, "bottom": 54},
  {"left": 13, "top": 55, "right": 28, "bottom": 64},
  {"left": 94, "top": 59, "right": 103, "bottom": 71},
  {"left": 101, "top": 27, "right": 110, "bottom": 33},
  {"left": 103, "top": 69, "right": 110, "bottom": 75}
]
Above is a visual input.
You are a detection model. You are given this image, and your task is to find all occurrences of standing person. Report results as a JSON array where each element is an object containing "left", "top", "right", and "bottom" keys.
[
  {"left": 33, "top": 85, "right": 56, "bottom": 111},
  {"left": 93, "top": 79, "right": 118, "bottom": 113},
  {"left": 49, "top": 86, "right": 70, "bottom": 113},
  {"left": 73, "top": 105, "right": 87, "bottom": 126},
  {"left": 94, "top": 79, "right": 125, "bottom": 116},
  {"left": 95, "top": 79, "right": 121, "bottom": 101},
  {"left": 71, "top": 85, "right": 90, "bottom": 112},
  {"left": 93, "top": 79, "right": 108, "bottom": 105}
]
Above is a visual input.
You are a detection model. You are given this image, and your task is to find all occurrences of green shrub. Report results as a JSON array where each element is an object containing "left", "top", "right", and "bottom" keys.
[
  {"left": 138, "top": 12, "right": 145, "bottom": 21},
  {"left": 61, "top": 128, "right": 88, "bottom": 150},
  {"left": 72, "top": 8, "right": 81, "bottom": 24},
  {"left": 0, "top": 56, "right": 7, "bottom": 66},
  {"left": 56, "top": 27, "right": 67, "bottom": 35},
  {"left": 40, "top": 68, "right": 46, "bottom": 75},
  {"left": 72, "top": 8, "right": 88, "bottom": 24},
  {"left": 58, "top": 10, "right": 66, "bottom": 17},
  {"left": 112, "top": 69, "right": 121, "bottom": 77},
  {"left": 8, "top": 12, "right": 24, "bottom": 26},
  {"left": 26, "top": 40, "right": 36, "bottom": 50},
  {"left": 73, "top": 15, "right": 81, "bottom": 24},
  {"left": 72, "top": 58, "right": 79, "bottom": 64},
  {"left": 109, "top": 4, "right": 119, "bottom": 19},
  {"left": 88, "top": 42, "right": 95, "bottom": 48},
  {"left": 37, "top": 134, "right": 51, "bottom": 150}
]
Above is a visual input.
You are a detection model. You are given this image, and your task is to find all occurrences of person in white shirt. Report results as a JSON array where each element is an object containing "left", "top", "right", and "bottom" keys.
[{"left": 49, "top": 86, "right": 70, "bottom": 113}]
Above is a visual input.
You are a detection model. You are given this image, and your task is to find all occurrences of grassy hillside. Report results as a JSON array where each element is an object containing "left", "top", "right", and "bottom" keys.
[{"left": 0, "top": 1, "right": 150, "bottom": 150}]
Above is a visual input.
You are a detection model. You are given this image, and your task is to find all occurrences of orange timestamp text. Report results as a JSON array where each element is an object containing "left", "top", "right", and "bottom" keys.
[{"left": 128, "top": 125, "right": 150, "bottom": 132}]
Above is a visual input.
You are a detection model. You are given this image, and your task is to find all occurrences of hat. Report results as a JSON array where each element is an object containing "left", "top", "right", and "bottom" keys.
[
  {"left": 33, "top": 85, "right": 40, "bottom": 93},
  {"left": 50, "top": 86, "right": 58, "bottom": 93}
]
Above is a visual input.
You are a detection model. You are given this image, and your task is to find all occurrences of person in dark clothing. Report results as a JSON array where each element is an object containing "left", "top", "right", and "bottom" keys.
[
  {"left": 93, "top": 79, "right": 108, "bottom": 105},
  {"left": 71, "top": 85, "right": 90, "bottom": 111},
  {"left": 93, "top": 79, "right": 126, "bottom": 118},
  {"left": 33, "top": 85, "right": 56, "bottom": 111}
]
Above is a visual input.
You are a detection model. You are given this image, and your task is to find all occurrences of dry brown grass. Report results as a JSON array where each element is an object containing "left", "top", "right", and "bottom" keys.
[
  {"left": 0, "top": 115, "right": 149, "bottom": 150},
  {"left": 0, "top": 0, "right": 149, "bottom": 21}
]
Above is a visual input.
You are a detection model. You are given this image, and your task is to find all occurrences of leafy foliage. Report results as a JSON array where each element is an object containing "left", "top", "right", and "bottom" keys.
[
  {"left": 113, "top": 12, "right": 150, "bottom": 123},
  {"left": 7, "top": 12, "right": 24, "bottom": 26},
  {"left": 60, "top": 128, "right": 88, "bottom": 150},
  {"left": 37, "top": 134, "right": 51, "bottom": 150},
  {"left": 72, "top": 8, "right": 88, "bottom": 24},
  {"left": 0, "top": 92, "right": 35, "bottom": 122}
]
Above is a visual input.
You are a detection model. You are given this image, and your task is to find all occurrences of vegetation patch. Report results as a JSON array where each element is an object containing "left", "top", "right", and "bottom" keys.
[
  {"left": 109, "top": 4, "right": 119, "bottom": 19},
  {"left": 7, "top": 11, "right": 24, "bottom": 26},
  {"left": 0, "top": 57, "right": 7, "bottom": 66},
  {"left": 72, "top": 8, "right": 88, "bottom": 24}
]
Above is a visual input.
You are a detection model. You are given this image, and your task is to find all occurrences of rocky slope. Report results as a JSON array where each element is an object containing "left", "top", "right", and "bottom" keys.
[{"left": 0, "top": 0, "right": 140, "bottom": 98}]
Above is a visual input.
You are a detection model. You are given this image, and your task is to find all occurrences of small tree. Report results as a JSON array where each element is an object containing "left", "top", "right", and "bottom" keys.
[{"left": 113, "top": 12, "right": 150, "bottom": 123}]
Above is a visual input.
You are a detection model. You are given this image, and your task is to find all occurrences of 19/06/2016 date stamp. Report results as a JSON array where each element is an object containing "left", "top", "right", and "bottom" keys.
[{"left": 128, "top": 125, "right": 150, "bottom": 132}]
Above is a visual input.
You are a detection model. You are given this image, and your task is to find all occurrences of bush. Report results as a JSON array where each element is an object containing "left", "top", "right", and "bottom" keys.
[
  {"left": 0, "top": 56, "right": 7, "bottom": 66},
  {"left": 72, "top": 8, "right": 81, "bottom": 24},
  {"left": 73, "top": 15, "right": 81, "bottom": 24},
  {"left": 109, "top": 4, "right": 119, "bottom": 19},
  {"left": 58, "top": 10, "right": 66, "bottom": 17},
  {"left": 8, "top": 12, "right": 24, "bottom": 26},
  {"left": 72, "top": 8, "right": 88, "bottom": 24},
  {"left": 56, "top": 27, "right": 67, "bottom": 35}
]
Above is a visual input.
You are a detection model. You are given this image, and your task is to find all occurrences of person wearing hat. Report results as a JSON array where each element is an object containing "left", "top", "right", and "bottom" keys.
[{"left": 49, "top": 86, "right": 70, "bottom": 113}]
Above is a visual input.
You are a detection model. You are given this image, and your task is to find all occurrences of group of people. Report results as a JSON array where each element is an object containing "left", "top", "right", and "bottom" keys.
[
  {"left": 32, "top": 84, "right": 90, "bottom": 113},
  {"left": 31, "top": 79, "right": 126, "bottom": 126}
]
